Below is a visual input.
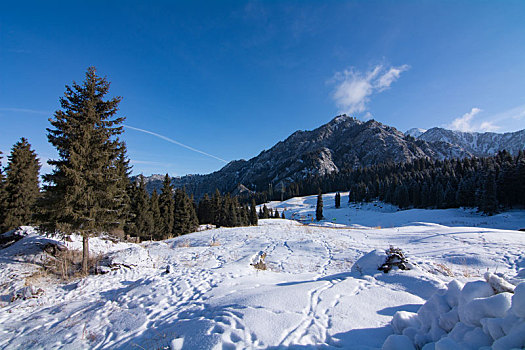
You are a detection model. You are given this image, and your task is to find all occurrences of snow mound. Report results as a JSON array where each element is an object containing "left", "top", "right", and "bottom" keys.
[
  {"left": 352, "top": 247, "right": 413, "bottom": 275},
  {"left": 351, "top": 249, "right": 388, "bottom": 275},
  {"left": 103, "top": 246, "right": 155, "bottom": 269},
  {"left": 385, "top": 275, "right": 525, "bottom": 349}
]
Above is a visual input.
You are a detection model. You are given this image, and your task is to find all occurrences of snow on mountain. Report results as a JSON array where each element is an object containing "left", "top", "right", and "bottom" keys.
[
  {"left": 405, "top": 127, "right": 427, "bottom": 138},
  {"left": 1, "top": 194, "right": 525, "bottom": 349},
  {"left": 415, "top": 127, "right": 525, "bottom": 157},
  {"left": 140, "top": 115, "right": 470, "bottom": 197}
]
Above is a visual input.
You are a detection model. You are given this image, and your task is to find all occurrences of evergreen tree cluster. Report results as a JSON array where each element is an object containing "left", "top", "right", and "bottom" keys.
[
  {"left": 125, "top": 180, "right": 259, "bottom": 241},
  {"left": 198, "top": 190, "right": 258, "bottom": 228},
  {"left": 258, "top": 150, "right": 525, "bottom": 215},
  {"left": 125, "top": 174, "right": 200, "bottom": 240},
  {"left": 0, "top": 140, "right": 41, "bottom": 233},
  {"left": 257, "top": 204, "right": 284, "bottom": 220}
]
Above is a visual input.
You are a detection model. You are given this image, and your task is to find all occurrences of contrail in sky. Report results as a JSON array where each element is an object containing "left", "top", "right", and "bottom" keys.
[{"left": 124, "top": 124, "right": 228, "bottom": 163}]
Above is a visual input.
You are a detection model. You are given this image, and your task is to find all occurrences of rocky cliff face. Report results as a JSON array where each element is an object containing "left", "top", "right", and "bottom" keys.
[
  {"left": 139, "top": 115, "right": 480, "bottom": 197},
  {"left": 414, "top": 127, "right": 525, "bottom": 157},
  {"left": 139, "top": 116, "right": 524, "bottom": 198}
]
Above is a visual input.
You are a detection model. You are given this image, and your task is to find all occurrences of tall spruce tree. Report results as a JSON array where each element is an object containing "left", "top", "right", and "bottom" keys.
[
  {"left": 480, "top": 168, "right": 498, "bottom": 215},
  {"left": 0, "top": 152, "right": 8, "bottom": 232},
  {"left": 3, "top": 138, "right": 41, "bottom": 231},
  {"left": 133, "top": 176, "right": 154, "bottom": 240},
  {"left": 212, "top": 189, "right": 222, "bottom": 226},
  {"left": 159, "top": 174, "right": 175, "bottom": 238},
  {"left": 149, "top": 190, "right": 162, "bottom": 240},
  {"left": 173, "top": 188, "right": 198, "bottom": 235},
  {"left": 335, "top": 192, "right": 341, "bottom": 208},
  {"left": 42, "top": 67, "right": 129, "bottom": 274},
  {"left": 316, "top": 191, "right": 323, "bottom": 221},
  {"left": 198, "top": 193, "right": 213, "bottom": 225},
  {"left": 249, "top": 198, "right": 258, "bottom": 226}
]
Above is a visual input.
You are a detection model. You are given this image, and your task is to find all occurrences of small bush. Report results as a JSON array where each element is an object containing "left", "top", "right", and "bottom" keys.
[
  {"left": 251, "top": 251, "right": 267, "bottom": 270},
  {"left": 378, "top": 246, "right": 410, "bottom": 273}
]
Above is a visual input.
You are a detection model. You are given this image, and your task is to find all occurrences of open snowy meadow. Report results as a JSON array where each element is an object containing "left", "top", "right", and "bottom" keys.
[{"left": 1, "top": 193, "right": 525, "bottom": 349}]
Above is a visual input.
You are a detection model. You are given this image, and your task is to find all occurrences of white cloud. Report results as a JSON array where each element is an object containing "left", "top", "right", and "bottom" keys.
[
  {"left": 376, "top": 65, "right": 410, "bottom": 91},
  {"left": 479, "top": 121, "right": 500, "bottom": 132},
  {"left": 331, "top": 64, "right": 409, "bottom": 115},
  {"left": 448, "top": 108, "right": 482, "bottom": 132}
]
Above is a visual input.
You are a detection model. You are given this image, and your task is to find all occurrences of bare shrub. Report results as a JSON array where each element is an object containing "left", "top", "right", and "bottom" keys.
[
  {"left": 378, "top": 246, "right": 410, "bottom": 273},
  {"left": 43, "top": 249, "right": 103, "bottom": 280}
]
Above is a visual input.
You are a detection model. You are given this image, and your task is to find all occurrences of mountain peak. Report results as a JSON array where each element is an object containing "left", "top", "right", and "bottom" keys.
[{"left": 405, "top": 128, "right": 427, "bottom": 138}]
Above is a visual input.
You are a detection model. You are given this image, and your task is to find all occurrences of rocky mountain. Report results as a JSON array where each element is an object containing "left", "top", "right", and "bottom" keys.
[
  {"left": 139, "top": 115, "right": 473, "bottom": 197},
  {"left": 411, "top": 127, "right": 525, "bottom": 157}
]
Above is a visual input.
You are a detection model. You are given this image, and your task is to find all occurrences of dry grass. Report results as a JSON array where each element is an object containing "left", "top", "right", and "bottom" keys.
[
  {"left": 252, "top": 252, "right": 267, "bottom": 270},
  {"left": 435, "top": 262, "right": 455, "bottom": 277},
  {"left": 42, "top": 249, "right": 103, "bottom": 281},
  {"left": 209, "top": 239, "right": 220, "bottom": 247}
]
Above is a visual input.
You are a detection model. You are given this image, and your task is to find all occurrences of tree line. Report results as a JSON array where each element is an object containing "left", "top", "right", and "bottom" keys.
[{"left": 254, "top": 150, "right": 525, "bottom": 215}]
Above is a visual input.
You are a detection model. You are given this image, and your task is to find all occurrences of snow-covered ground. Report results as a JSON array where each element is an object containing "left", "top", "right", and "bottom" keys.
[{"left": 1, "top": 195, "right": 524, "bottom": 349}]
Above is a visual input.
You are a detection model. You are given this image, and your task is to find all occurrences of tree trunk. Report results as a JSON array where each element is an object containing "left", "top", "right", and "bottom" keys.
[{"left": 82, "top": 233, "right": 89, "bottom": 275}]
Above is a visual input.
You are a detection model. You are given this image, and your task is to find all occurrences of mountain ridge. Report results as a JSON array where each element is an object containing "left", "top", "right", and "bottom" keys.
[{"left": 138, "top": 115, "right": 524, "bottom": 197}]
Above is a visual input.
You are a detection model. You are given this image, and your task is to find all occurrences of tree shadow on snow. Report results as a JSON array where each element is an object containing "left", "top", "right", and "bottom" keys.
[{"left": 276, "top": 272, "right": 354, "bottom": 287}]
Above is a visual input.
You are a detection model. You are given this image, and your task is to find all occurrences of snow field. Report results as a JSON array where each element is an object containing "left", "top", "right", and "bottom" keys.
[{"left": 0, "top": 198, "right": 524, "bottom": 349}]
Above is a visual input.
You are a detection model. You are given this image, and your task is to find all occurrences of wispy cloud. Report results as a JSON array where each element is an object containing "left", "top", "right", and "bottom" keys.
[
  {"left": 447, "top": 104, "right": 525, "bottom": 133},
  {"left": 330, "top": 64, "right": 409, "bottom": 115},
  {"left": 124, "top": 125, "right": 228, "bottom": 163},
  {"left": 448, "top": 107, "right": 484, "bottom": 132},
  {"left": 0, "top": 107, "right": 51, "bottom": 115}
]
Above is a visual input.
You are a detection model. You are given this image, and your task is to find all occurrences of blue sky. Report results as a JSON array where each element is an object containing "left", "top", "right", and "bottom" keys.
[{"left": 1, "top": 1, "right": 524, "bottom": 177}]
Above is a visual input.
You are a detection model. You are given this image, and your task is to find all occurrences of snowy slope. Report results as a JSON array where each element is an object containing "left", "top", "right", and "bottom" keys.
[{"left": 1, "top": 197, "right": 525, "bottom": 349}]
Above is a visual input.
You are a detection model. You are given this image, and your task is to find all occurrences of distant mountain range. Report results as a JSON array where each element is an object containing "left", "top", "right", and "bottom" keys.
[
  {"left": 138, "top": 115, "right": 524, "bottom": 197},
  {"left": 410, "top": 127, "right": 525, "bottom": 157}
]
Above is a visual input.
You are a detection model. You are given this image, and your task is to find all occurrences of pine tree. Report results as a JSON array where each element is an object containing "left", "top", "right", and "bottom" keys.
[
  {"left": 273, "top": 209, "right": 280, "bottom": 218},
  {"left": 480, "top": 168, "right": 498, "bottom": 215},
  {"left": 173, "top": 188, "right": 198, "bottom": 235},
  {"left": 249, "top": 198, "right": 258, "bottom": 226},
  {"left": 211, "top": 189, "right": 222, "bottom": 226},
  {"left": 316, "top": 191, "right": 323, "bottom": 221},
  {"left": 150, "top": 190, "right": 162, "bottom": 240},
  {"left": 3, "top": 138, "right": 41, "bottom": 231},
  {"left": 111, "top": 145, "right": 132, "bottom": 233},
  {"left": 41, "top": 67, "right": 129, "bottom": 274},
  {"left": 159, "top": 174, "right": 175, "bottom": 237},
  {"left": 335, "top": 192, "right": 341, "bottom": 209},
  {"left": 262, "top": 204, "right": 270, "bottom": 219},
  {"left": 134, "top": 176, "right": 154, "bottom": 240},
  {"left": 281, "top": 211, "right": 285, "bottom": 219},
  {"left": 197, "top": 193, "right": 213, "bottom": 225},
  {"left": 0, "top": 152, "right": 8, "bottom": 232}
]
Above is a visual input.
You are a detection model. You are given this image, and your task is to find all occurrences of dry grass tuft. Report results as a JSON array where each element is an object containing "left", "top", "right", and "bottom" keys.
[
  {"left": 435, "top": 262, "right": 455, "bottom": 277},
  {"left": 42, "top": 249, "right": 103, "bottom": 281},
  {"left": 252, "top": 252, "right": 267, "bottom": 270},
  {"left": 209, "top": 239, "right": 220, "bottom": 247}
]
